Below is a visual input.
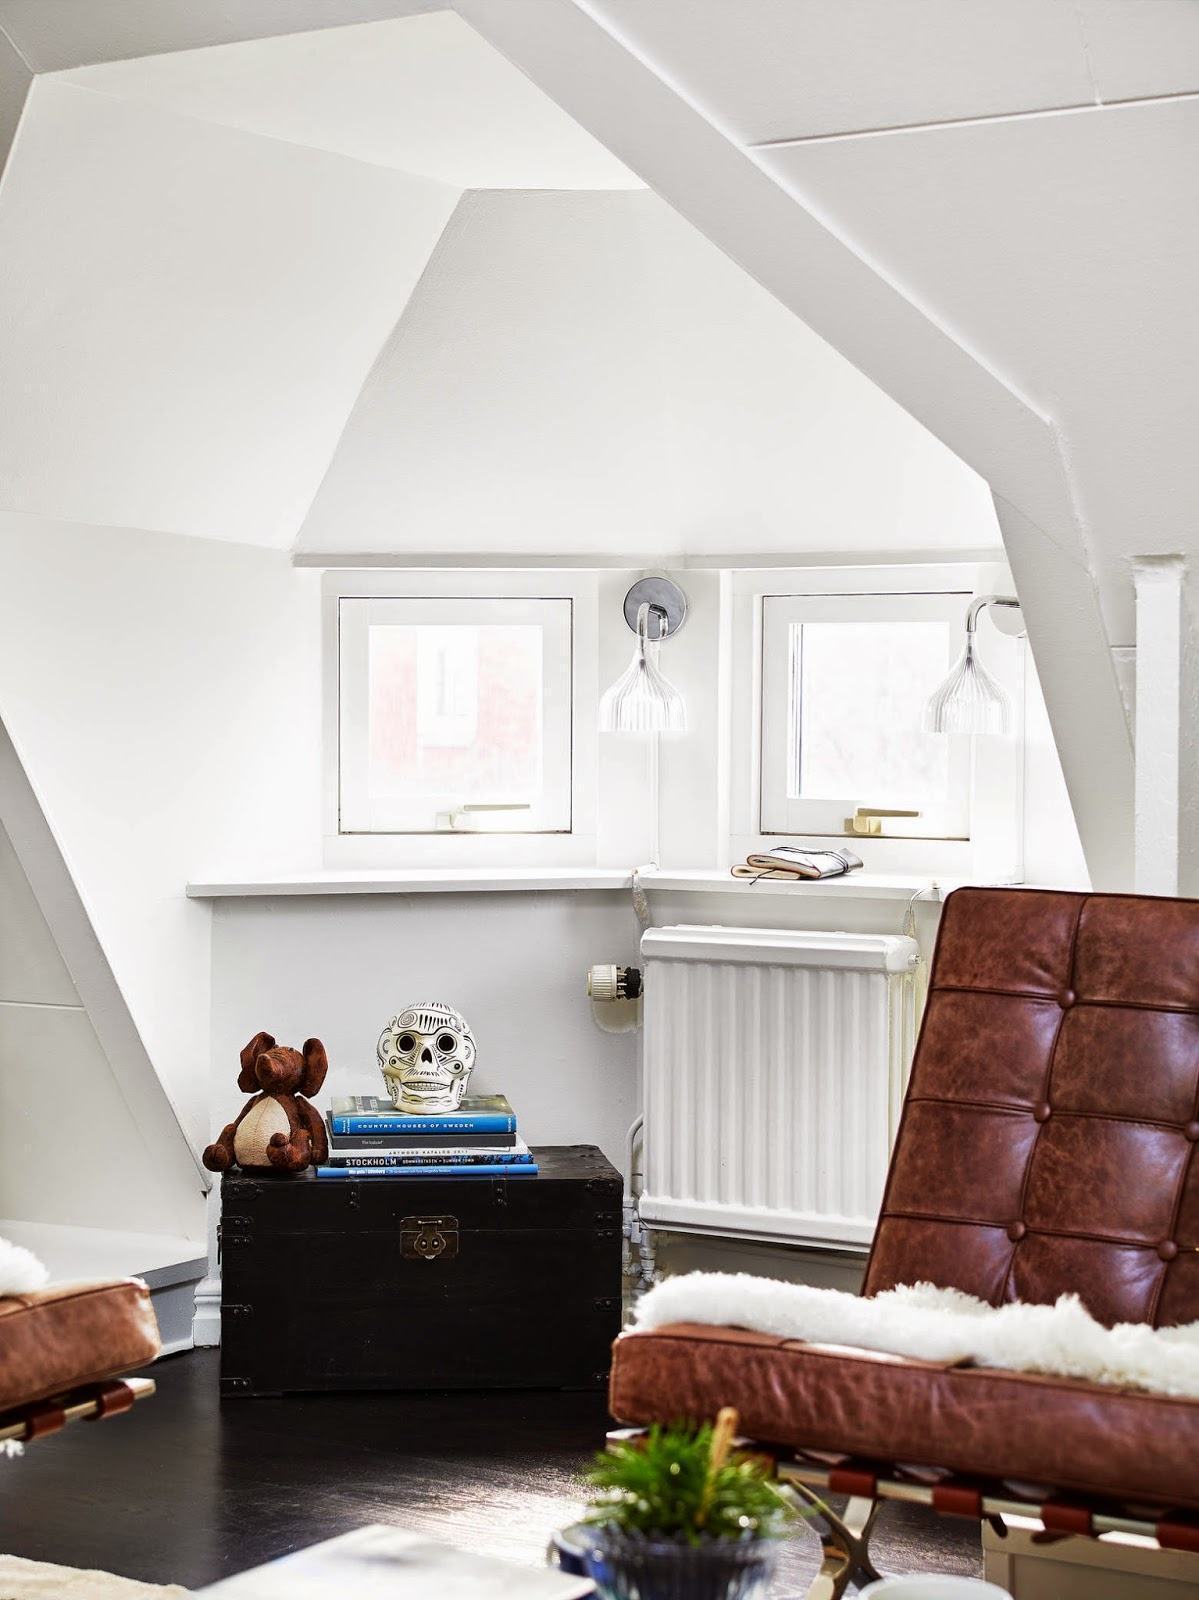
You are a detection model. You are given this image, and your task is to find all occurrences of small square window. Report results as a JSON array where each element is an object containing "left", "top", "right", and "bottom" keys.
[
  {"left": 338, "top": 596, "right": 573, "bottom": 833},
  {"left": 760, "top": 591, "right": 972, "bottom": 838}
]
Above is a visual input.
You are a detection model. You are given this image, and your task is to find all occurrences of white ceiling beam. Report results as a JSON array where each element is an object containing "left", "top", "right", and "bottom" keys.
[
  {"left": 993, "top": 495, "right": 1133, "bottom": 889},
  {"left": 1131, "top": 557, "right": 1185, "bottom": 896},
  {"left": 0, "top": 717, "right": 210, "bottom": 1216}
]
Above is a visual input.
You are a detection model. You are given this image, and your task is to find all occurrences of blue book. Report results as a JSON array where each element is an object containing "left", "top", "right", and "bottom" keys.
[
  {"left": 315, "top": 1162, "right": 538, "bottom": 1180},
  {"left": 328, "top": 1094, "right": 516, "bottom": 1137},
  {"left": 324, "top": 1138, "right": 534, "bottom": 1169}
]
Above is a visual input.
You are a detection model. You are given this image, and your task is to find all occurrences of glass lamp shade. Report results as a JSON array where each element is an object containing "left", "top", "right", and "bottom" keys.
[
  {"left": 599, "top": 605, "right": 687, "bottom": 734},
  {"left": 924, "top": 637, "right": 1009, "bottom": 734}
]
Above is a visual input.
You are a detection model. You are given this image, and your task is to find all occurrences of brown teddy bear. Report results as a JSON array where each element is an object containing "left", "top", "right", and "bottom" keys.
[{"left": 202, "top": 1031, "right": 329, "bottom": 1174}]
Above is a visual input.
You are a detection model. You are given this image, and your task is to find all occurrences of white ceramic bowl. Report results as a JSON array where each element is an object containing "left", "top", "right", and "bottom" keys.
[{"left": 858, "top": 1578, "right": 1011, "bottom": 1599}]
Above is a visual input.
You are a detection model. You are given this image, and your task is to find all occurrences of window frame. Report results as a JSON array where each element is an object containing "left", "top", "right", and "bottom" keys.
[
  {"left": 322, "top": 570, "right": 598, "bottom": 868},
  {"left": 758, "top": 588, "right": 973, "bottom": 840},
  {"left": 728, "top": 564, "right": 1025, "bottom": 876}
]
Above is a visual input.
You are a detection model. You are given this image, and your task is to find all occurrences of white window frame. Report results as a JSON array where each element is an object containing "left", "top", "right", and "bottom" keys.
[
  {"left": 759, "top": 589, "right": 973, "bottom": 839},
  {"left": 728, "top": 564, "right": 1025, "bottom": 877},
  {"left": 323, "top": 571, "right": 598, "bottom": 868}
]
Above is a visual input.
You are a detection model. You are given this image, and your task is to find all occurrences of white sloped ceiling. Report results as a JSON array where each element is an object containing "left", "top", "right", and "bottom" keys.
[
  {"left": 297, "top": 187, "right": 997, "bottom": 561},
  {"left": 54, "top": 11, "right": 643, "bottom": 190},
  {"left": 759, "top": 95, "right": 1199, "bottom": 638},
  {"left": 0, "top": 0, "right": 443, "bottom": 73},
  {"left": 568, "top": 0, "right": 1199, "bottom": 641},
  {"left": 0, "top": 78, "right": 461, "bottom": 546}
]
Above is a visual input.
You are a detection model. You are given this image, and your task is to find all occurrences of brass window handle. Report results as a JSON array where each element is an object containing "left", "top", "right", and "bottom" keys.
[
  {"left": 845, "top": 807, "right": 922, "bottom": 836},
  {"left": 438, "top": 802, "right": 532, "bottom": 831}
]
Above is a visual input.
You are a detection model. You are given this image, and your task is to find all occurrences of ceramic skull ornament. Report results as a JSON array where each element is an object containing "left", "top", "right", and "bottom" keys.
[{"left": 378, "top": 1002, "right": 477, "bottom": 1113}]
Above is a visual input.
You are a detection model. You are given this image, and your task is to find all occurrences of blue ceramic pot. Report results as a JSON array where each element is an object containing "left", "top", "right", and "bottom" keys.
[{"left": 549, "top": 1524, "right": 777, "bottom": 1600}]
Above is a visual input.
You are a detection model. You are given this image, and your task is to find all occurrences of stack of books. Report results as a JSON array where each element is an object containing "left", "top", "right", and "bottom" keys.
[{"left": 314, "top": 1094, "right": 537, "bottom": 1180}]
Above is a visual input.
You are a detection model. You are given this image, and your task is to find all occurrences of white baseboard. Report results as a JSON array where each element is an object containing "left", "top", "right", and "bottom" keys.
[
  {"left": 192, "top": 1272, "right": 221, "bottom": 1347},
  {"left": 159, "top": 1332, "right": 196, "bottom": 1357}
]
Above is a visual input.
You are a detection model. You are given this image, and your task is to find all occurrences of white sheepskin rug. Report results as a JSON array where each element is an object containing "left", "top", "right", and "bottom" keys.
[
  {"left": 0, "top": 1234, "right": 47, "bottom": 1296},
  {"left": 0, "top": 1555, "right": 188, "bottom": 1598},
  {"left": 634, "top": 1273, "right": 1199, "bottom": 1399}
]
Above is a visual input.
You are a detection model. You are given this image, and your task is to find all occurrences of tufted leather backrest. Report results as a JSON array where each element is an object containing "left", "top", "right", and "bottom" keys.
[{"left": 863, "top": 887, "right": 1199, "bottom": 1326}]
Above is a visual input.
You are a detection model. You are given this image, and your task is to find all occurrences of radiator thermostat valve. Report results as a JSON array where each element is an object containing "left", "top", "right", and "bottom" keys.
[{"left": 587, "top": 964, "right": 643, "bottom": 1002}]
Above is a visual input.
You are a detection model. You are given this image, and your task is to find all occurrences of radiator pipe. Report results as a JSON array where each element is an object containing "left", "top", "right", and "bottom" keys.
[{"left": 623, "top": 1113, "right": 654, "bottom": 1295}]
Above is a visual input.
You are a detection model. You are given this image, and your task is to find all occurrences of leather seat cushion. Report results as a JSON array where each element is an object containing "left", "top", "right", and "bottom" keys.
[
  {"left": 0, "top": 1280, "right": 161, "bottom": 1412},
  {"left": 610, "top": 1322, "right": 1199, "bottom": 1512}
]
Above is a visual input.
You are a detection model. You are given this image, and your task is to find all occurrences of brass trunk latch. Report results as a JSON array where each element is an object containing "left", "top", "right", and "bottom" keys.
[{"left": 400, "top": 1214, "right": 459, "bottom": 1261}]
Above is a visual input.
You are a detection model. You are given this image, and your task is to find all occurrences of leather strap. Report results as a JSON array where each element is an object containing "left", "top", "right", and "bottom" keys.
[
  {"left": 21, "top": 1401, "right": 66, "bottom": 1441},
  {"left": 932, "top": 1481, "right": 984, "bottom": 1520},
  {"left": 1041, "top": 1500, "right": 1095, "bottom": 1538},
  {"left": 828, "top": 1465, "right": 878, "bottom": 1498},
  {"left": 1157, "top": 1515, "right": 1199, "bottom": 1554},
  {"left": 83, "top": 1381, "right": 136, "bottom": 1421}
]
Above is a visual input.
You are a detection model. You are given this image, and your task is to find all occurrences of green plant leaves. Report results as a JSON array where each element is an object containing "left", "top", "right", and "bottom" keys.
[{"left": 583, "top": 1423, "right": 795, "bottom": 1547}]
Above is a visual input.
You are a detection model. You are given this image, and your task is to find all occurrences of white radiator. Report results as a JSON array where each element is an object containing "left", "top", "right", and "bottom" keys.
[{"left": 639, "top": 925, "right": 922, "bottom": 1249}]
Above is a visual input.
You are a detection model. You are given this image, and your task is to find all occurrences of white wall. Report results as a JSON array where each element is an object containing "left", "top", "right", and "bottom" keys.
[
  {"left": 201, "top": 875, "right": 951, "bottom": 1290},
  {"left": 0, "top": 77, "right": 460, "bottom": 547},
  {"left": 0, "top": 514, "right": 321, "bottom": 1143},
  {"left": 298, "top": 189, "right": 999, "bottom": 562},
  {"left": 209, "top": 889, "right": 641, "bottom": 1170}
]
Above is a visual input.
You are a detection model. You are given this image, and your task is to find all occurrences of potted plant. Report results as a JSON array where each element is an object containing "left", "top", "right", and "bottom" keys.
[{"left": 568, "top": 1407, "right": 795, "bottom": 1600}]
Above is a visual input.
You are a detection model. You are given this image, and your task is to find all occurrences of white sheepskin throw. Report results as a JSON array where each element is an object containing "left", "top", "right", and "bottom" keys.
[
  {"left": 0, "top": 1555, "right": 188, "bottom": 1597},
  {"left": 634, "top": 1272, "right": 1199, "bottom": 1399},
  {"left": 0, "top": 1234, "right": 48, "bottom": 1296}
]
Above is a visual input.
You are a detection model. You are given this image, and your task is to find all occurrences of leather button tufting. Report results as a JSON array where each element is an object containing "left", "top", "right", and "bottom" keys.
[
  {"left": 1187, "top": 1122, "right": 1199, "bottom": 1143},
  {"left": 1007, "top": 1221, "right": 1027, "bottom": 1242},
  {"left": 1033, "top": 1102, "right": 1052, "bottom": 1123},
  {"left": 1057, "top": 989, "right": 1076, "bottom": 1009},
  {"left": 1158, "top": 1241, "right": 1180, "bottom": 1262}
]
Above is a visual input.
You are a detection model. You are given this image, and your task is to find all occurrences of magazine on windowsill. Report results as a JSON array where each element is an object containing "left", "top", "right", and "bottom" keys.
[{"left": 731, "top": 844, "right": 863, "bottom": 882}]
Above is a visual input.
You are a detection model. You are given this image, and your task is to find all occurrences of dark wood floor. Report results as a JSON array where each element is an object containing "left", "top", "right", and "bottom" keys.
[{"left": 2, "top": 1351, "right": 979, "bottom": 1593}]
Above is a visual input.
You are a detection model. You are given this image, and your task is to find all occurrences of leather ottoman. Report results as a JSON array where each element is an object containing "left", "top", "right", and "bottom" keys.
[{"left": 0, "top": 1280, "right": 161, "bottom": 1413}]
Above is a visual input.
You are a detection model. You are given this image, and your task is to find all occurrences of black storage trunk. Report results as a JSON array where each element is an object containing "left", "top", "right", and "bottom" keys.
[{"left": 218, "top": 1144, "right": 622, "bottom": 1397}]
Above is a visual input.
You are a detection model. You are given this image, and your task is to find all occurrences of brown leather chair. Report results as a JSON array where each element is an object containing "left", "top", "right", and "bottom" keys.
[
  {"left": 610, "top": 887, "right": 1199, "bottom": 1587},
  {"left": 1, "top": 1279, "right": 161, "bottom": 1445}
]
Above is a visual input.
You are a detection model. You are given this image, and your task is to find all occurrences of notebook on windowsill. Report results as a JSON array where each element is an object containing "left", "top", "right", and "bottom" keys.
[{"left": 731, "top": 844, "right": 863, "bottom": 881}]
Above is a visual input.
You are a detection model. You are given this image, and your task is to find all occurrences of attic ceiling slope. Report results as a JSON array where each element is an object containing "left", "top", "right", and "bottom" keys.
[
  {"left": 580, "top": 0, "right": 1199, "bottom": 144},
  {"left": 0, "top": 78, "right": 461, "bottom": 546},
  {"left": 759, "top": 96, "right": 1199, "bottom": 611},
  {"left": 454, "top": 0, "right": 1134, "bottom": 889},
  {"left": 58, "top": 12, "right": 643, "bottom": 189},
  {"left": 1075, "top": 0, "right": 1199, "bottom": 103},
  {"left": 0, "top": 23, "right": 30, "bottom": 182},
  {"left": 0, "top": 0, "right": 442, "bottom": 73},
  {"left": 297, "top": 187, "right": 997, "bottom": 561}
]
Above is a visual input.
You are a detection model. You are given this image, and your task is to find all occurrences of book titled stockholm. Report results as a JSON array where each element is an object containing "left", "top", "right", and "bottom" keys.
[{"left": 315, "top": 1094, "right": 537, "bottom": 1180}]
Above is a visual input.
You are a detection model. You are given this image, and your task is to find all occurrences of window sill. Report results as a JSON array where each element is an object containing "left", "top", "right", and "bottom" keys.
[
  {"left": 186, "top": 866, "right": 956, "bottom": 901},
  {"left": 638, "top": 868, "right": 954, "bottom": 903},
  {"left": 186, "top": 867, "right": 634, "bottom": 898}
]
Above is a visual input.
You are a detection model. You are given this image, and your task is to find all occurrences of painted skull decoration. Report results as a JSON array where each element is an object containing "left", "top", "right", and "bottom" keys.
[{"left": 377, "top": 1002, "right": 477, "bottom": 1113}]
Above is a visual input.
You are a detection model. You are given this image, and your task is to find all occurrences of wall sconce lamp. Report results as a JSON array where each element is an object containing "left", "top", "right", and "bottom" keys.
[
  {"left": 599, "top": 577, "right": 687, "bottom": 869},
  {"left": 925, "top": 594, "right": 1022, "bottom": 735},
  {"left": 598, "top": 577, "right": 687, "bottom": 734}
]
